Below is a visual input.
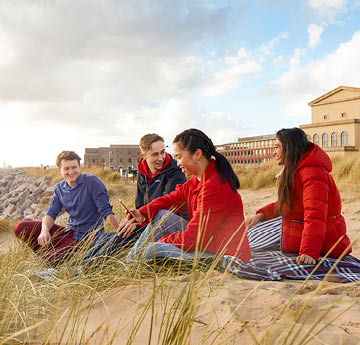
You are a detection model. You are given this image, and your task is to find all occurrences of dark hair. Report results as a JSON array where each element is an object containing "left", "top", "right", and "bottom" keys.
[
  {"left": 277, "top": 127, "right": 310, "bottom": 212},
  {"left": 56, "top": 151, "right": 81, "bottom": 168},
  {"left": 173, "top": 128, "right": 240, "bottom": 191}
]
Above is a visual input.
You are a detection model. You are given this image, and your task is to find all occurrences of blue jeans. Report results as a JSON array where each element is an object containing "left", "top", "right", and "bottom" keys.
[
  {"left": 126, "top": 210, "right": 215, "bottom": 261},
  {"left": 82, "top": 226, "right": 144, "bottom": 267}
]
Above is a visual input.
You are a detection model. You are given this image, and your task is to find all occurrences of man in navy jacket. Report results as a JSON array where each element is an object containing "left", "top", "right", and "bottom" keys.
[{"left": 118, "top": 133, "right": 186, "bottom": 237}]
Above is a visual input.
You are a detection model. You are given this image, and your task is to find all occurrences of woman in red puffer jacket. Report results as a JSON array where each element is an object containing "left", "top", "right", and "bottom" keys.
[{"left": 246, "top": 128, "right": 351, "bottom": 265}]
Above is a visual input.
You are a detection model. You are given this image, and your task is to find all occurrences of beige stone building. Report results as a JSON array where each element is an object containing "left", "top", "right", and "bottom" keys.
[
  {"left": 300, "top": 86, "right": 360, "bottom": 153},
  {"left": 84, "top": 145, "right": 141, "bottom": 170},
  {"left": 216, "top": 134, "right": 276, "bottom": 165}
]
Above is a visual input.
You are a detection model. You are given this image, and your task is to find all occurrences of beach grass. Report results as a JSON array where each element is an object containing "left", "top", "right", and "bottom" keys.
[{"left": 1, "top": 158, "right": 360, "bottom": 344}]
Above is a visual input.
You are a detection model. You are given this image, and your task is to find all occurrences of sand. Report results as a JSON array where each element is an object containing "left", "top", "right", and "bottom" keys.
[{"left": 2, "top": 186, "right": 360, "bottom": 344}]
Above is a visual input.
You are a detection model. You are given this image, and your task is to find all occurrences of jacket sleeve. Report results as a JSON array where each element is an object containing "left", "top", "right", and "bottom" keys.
[
  {"left": 135, "top": 176, "right": 145, "bottom": 209},
  {"left": 298, "top": 167, "right": 329, "bottom": 260},
  {"left": 163, "top": 168, "right": 186, "bottom": 196},
  {"left": 138, "top": 182, "right": 187, "bottom": 221},
  {"left": 256, "top": 202, "right": 279, "bottom": 220},
  {"left": 158, "top": 182, "right": 233, "bottom": 252}
]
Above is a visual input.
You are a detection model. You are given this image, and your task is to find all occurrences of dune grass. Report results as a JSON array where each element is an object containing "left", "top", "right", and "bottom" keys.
[
  {"left": 1, "top": 156, "right": 360, "bottom": 344},
  {"left": 1, "top": 215, "right": 359, "bottom": 344}
]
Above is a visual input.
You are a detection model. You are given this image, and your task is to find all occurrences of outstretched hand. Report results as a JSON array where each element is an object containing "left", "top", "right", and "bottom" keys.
[
  {"left": 117, "top": 209, "right": 145, "bottom": 238},
  {"left": 245, "top": 213, "right": 265, "bottom": 230},
  {"left": 296, "top": 254, "right": 316, "bottom": 265}
]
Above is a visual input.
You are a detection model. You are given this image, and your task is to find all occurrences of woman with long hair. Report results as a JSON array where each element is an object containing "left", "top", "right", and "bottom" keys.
[
  {"left": 118, "top": 128, "right": 251, "bottom": 263},
  {"left": 246, "top": 127, "right": 352, "bottom": 265}
]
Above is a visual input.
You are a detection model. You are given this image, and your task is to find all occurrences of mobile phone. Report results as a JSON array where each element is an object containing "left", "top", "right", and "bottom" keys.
[{"left": 119, "top": 199, "right": 137, "bottom": 220}]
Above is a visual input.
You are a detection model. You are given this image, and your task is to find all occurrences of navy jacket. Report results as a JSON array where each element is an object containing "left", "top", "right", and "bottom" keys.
[{"left": 135, "top": 154, "right": 186, "bottom": 209}]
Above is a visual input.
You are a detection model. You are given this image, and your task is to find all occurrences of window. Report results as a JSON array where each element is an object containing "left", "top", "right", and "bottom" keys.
[
  {"left": 306, "top": 134, "right": 311, "bottom": 142},
  {"left": 341, "top": 113, "right": 347, "bottom": 118},
  {"left": 120, "top": 158, "right": 123, "bottom": 163},
  {"left": 341, "top": 131, "right": 348, "bottom": 146},
  {"left": 313, "top": 134, "right": 319, "bottom": 146},
  {"left": 331, "top": 132, "right": 338, "bottom": 147},
  {"left": 128, "top": 151, "right": 131, "bottom": 155},
  {"left": 92, "top": 159, "right": 96, "bottom": 163},
  {"left": 110, "top": 158, "right": 113, "bottom": 163},
  {"left": 322, "top": 133, "right": 329, "bottom": 147},
  {"left": 128, "top": 158, "right": 132, "bottom": 163},
  {"left": 323, "top": 114, "right": 328, "bottom": 120}
]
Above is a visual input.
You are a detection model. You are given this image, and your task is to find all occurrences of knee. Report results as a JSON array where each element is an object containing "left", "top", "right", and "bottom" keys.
[
  {"left": 14, "top": 221, "right": 40, "bottom": 239},
  {"left": 155, "top": 209, "right": 169, "bottom": 221},
  {"left": 14, "top": 221, "right": 28, "bottom": 238}
]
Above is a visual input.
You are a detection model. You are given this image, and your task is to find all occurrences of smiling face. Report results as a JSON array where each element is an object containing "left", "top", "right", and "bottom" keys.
[
  {"left": 59, "top": 159, "right": 81, "bottom": 187},
  {"left": 141, "top": 140, "right": 166, "bottom": 174},
  {"left": 173, "top": 142, "right": 198, "bottom": 177},
  {"left": 273, "top": 138, "right": 285, "bottom": 165}
]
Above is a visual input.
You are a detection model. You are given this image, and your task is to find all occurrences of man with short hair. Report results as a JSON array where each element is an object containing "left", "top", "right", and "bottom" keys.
[
  {"left": 85, "top": 134, "right": 186, "bottom": 259},
  {"left": 14, "top": 150, "right": 120, "bottom": 265}
]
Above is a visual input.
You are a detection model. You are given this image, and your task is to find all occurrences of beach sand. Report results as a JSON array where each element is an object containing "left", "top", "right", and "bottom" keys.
[{"left": 2, "top": 186, "right": 360, "bottom": 344}]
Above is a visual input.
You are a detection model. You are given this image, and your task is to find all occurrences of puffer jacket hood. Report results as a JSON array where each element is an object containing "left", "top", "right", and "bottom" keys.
[{"left": 296, "top": 143, "right": 332, "bottom": 173}]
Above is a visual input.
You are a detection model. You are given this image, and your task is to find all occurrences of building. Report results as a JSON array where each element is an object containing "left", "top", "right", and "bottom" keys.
[
  {"left": 300, "top": 86, "right": 360, "bottom": 154},
  {"left": 84, "top": 144, "right": 141, "bottom": 170},
  {"left": 216, "top": 134, "right": 276, "bottom": 165}
]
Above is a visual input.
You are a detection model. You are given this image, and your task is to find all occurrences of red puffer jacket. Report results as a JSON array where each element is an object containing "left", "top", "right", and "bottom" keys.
[
  {"left": 138, "top": 159, "right": 251, "bottom": 263},
  {"left": 257, "top": 143, "right": 351, "bottom": 261}
]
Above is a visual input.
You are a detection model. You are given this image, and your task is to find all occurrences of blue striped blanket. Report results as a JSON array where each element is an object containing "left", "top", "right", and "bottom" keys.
[{"left": 220, "top": 217, "right": 360, "bottom": 283}]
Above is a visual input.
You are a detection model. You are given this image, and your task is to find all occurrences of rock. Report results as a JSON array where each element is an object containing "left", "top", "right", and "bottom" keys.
[
  {"left": 45, "top": 185, "right": 56, "bottom": 196},
  {"left": 2, "top": 204, "right": 16, "bottom": 218}
]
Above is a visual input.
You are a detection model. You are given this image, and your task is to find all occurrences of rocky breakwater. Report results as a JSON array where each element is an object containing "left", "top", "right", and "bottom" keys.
[{"left": 0, "top": 171, "right": 55, "bottom": 220}]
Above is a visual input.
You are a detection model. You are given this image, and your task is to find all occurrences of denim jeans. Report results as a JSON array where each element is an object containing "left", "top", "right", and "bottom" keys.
[
  {"left": 82, "top": 226, "right": 144, "bottom": 267},
  {"left": 126, "top": 210, "right": 215, "bottom": 261}
]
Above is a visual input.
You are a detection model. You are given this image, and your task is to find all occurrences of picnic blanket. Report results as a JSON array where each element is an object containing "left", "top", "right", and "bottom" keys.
[{"left": 220, "top": 217, "right": 360, "bottom": 283}]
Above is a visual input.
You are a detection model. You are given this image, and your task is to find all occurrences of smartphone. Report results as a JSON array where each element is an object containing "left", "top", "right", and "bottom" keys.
[{"left": 119, "top": 199, "right": 137, "bottom": 220}]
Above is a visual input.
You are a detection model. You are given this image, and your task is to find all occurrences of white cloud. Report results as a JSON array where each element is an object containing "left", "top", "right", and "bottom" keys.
[
  {"left": 263, "top": 31, "right": 360, "bottom": 117},
  {"left": 307, "top": 23, "right": 324, "bottom": 47},
  {"left": 202, "top": 50, "right": 261, "bottom": 96},
  {"left": 307, "top": 0, "right": 347, "bottom": 21}
]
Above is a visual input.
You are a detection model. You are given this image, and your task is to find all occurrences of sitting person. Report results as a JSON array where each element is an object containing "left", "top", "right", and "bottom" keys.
[
  {"left": 82, "top": 133, "right": 187, "bottom": 263},
  {"left": 14, "top": 151, "right": 122, "bottom": 266},
  {"left": 246, "top": 127, "right": 352, "bottom": 265},
  {"left": 118, "top": 128, "right": 251, "bottom": 263}
]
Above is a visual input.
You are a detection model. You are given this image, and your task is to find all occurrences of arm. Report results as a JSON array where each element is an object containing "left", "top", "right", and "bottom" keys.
[
  {"left": 138, "top": 182, "right": 187, "bottom": 221},
  {"left": 89, "top": 176, "right": 114, "bottom": 220},
  {"left": 163, "top": 169, "right": 186, "bottom": 196},
  {"left": 135, "top": 175, "right": 145, "bottom": 209},
  {"left": 38, "top": 215, "right": 55, "bottom": 246},
  {"left": 256, "top": 202, "right": 279, "bottom": 220},
  {"left": 298, "top": 168, "right": 329, "bottom": 261},
  {"left": 158, "top": 181, "right": 234, "bottom": 252},
  {"left": 105, "top": 213, "right": 119, "bottom": 231}
]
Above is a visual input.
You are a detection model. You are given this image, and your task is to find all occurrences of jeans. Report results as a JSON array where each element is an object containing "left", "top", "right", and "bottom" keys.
[
  {"left": 82, "top": 226, "right": 144, "bottom": 267},
  {"left": 126, "top": 210, "right": 215, "bottom": 261}
]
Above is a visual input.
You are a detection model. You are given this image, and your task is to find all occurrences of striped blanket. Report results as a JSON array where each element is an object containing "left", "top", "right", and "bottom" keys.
[{"left": 220, "top": 217, "right": 360, "bottom": 283}]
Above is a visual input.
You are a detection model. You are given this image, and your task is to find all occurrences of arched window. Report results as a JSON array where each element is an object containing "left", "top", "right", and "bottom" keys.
[
  {"left": 313, "top": 134, "right": 319, "bottom": 146},
  {"left": 322, "top": 133, "right": 328, "bottom": 147},
  {"left": 331, "top": 132, "right": 338, "bottom": 147},
  {"left": 341, "top": 131, "right": 348, "bottom": 146},
  {"left": 306, "top": 134, "right": 311, "bottom": 142}
]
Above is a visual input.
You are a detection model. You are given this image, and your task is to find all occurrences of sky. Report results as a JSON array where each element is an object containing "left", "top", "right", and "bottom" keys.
[{"left": 1, "top": 0, "right": 360, "bottom": 167}]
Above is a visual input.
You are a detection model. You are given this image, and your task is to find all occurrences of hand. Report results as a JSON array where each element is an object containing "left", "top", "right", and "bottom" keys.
[
  {"left": 126, "top": 208, "right": 145, "bottom": 223},
  {"left": 117, "top": 218, "right": 137, "bottom": 238},
  {"left": 118, "top": 209, "right": 145, "bottom": 239},
  {"left": 296, "top": 254, "right": 317, "bottom": 265},
  {"left": 245, "top": 213, "right": 265, "bottom": 230},
  {"left": 38, "top": 229, "right": 51, "bottom": 247}
]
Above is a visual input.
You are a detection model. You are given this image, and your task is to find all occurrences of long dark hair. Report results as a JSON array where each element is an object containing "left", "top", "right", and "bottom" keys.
[
  {"left": 277, "top": 127, "right": 310, "bottom": 212},
  {"left": 173, "top": 128, "right": 240, "bottom": 192}
]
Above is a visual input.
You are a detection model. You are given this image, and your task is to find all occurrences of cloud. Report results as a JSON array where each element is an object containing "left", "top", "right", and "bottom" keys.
[
  {"left": 307, "top": 23, "right": 324, "bottom": 47},
  {"left": 263, "top": 31, "right": 360, "bottom": 117},
  {"left": 202, "top": 48, "right": 261, "bottom": 96},
  {"left": 307, "top": 0, "right": 347, "bottom": 22}
]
